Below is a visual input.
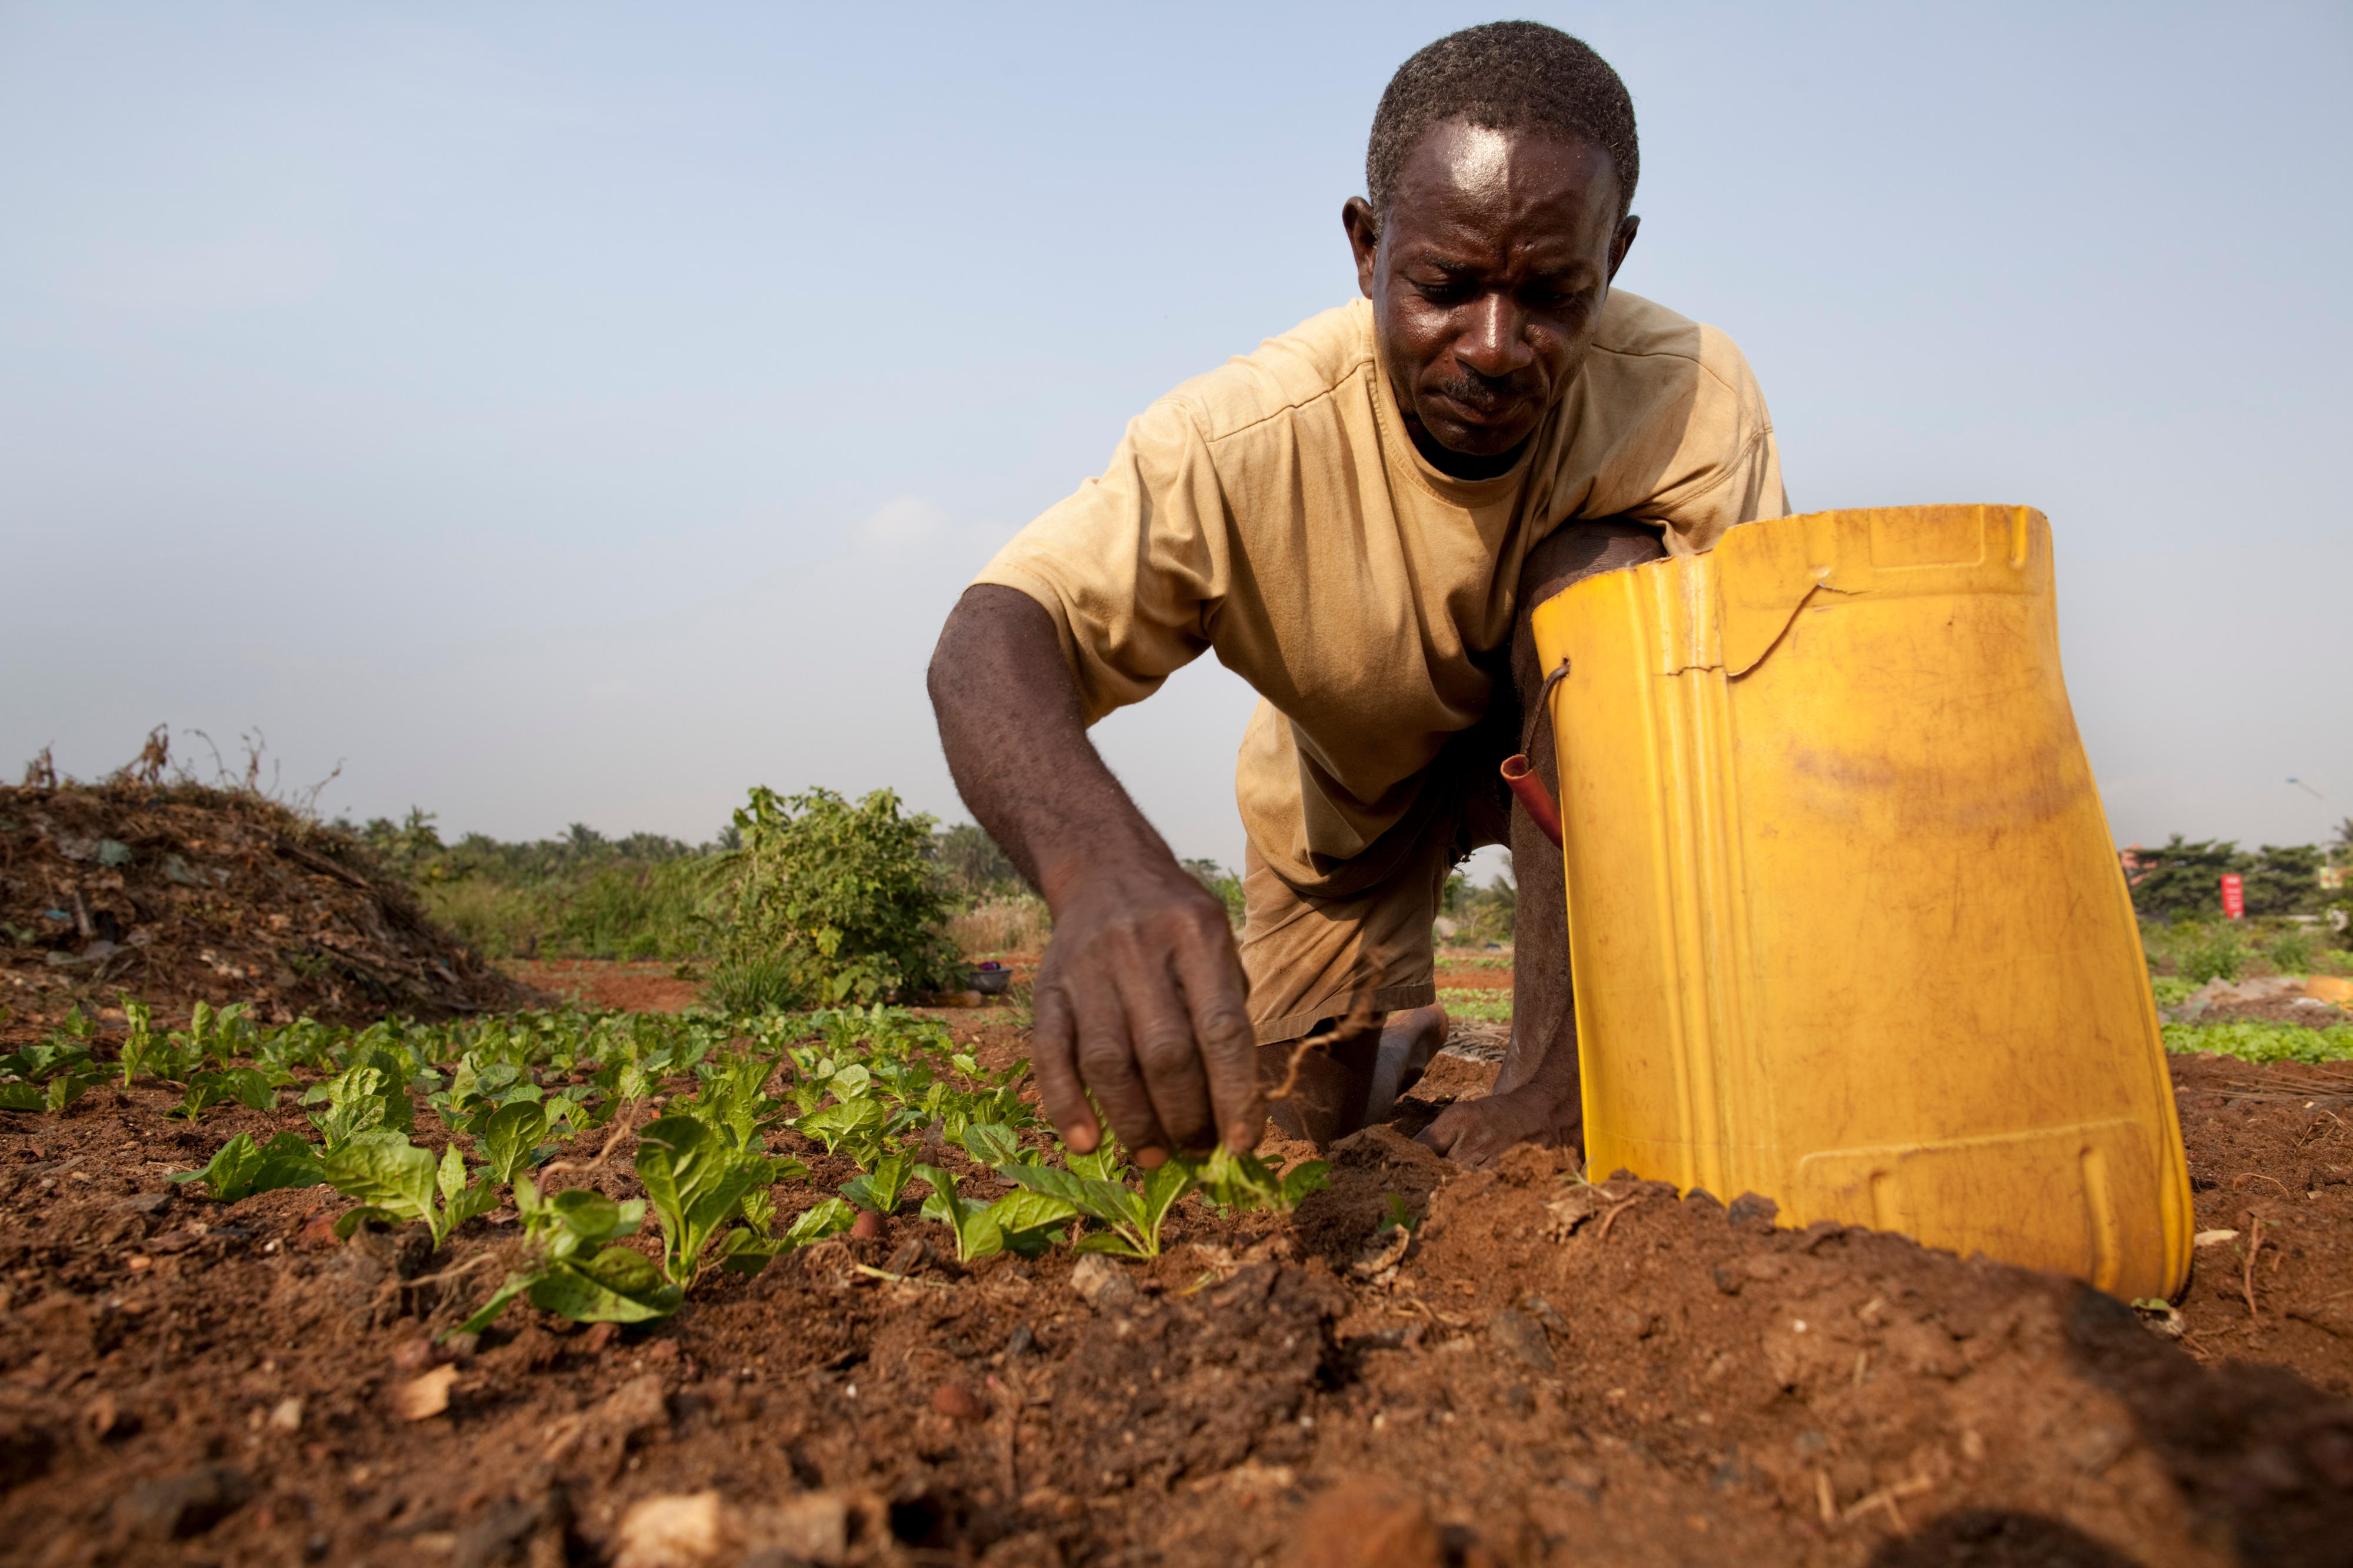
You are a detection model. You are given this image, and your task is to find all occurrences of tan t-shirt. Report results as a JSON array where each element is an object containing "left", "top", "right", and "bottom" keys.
[{"left": 973, "top": 289, "right": 1788, "bottom": 891}]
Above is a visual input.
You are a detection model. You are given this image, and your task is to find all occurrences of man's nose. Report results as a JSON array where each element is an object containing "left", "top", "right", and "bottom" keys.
[{"left": 1455, "top": 293, "right": 1534, "bottom": 379}]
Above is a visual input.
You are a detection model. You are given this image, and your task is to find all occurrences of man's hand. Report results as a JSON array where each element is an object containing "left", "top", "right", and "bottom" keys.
[
  {"left": 1415, "top": 1082, "right": 1578, "bottom": 1170},
  {"left": 1028, "top": 852, "right": 1262, "bottom": 1160},
  {"left": 929, "top": 585, "right": 1267, "bottom": 1162}
]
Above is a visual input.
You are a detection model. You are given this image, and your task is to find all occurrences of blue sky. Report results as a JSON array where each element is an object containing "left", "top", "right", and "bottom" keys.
[{"left": 4, "top": 2, "right": 2348, "bottom": 865}]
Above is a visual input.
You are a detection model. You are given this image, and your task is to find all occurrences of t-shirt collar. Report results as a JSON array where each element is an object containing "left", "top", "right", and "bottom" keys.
[{"left": 1359, "top": 299, "right": 1537, "bottom": 509}]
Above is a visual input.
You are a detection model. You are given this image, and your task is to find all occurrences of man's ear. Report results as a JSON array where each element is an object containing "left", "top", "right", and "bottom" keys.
[
  {"left": 1606, "top": 213, "right": 1641, "bottom": 283},
  {"left": 1342, "top": 196, "right": 1381, "bottom": 299}
]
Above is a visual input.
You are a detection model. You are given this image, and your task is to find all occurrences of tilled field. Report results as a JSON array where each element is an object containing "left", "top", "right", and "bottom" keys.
[{"left": 3, "top": 1013, "right": 2351, "bottom": 1567}]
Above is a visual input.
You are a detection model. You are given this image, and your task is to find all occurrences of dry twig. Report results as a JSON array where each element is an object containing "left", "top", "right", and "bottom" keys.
[{"left": 2242, "top": 1215, "right": 2265, "bottom": 1319}]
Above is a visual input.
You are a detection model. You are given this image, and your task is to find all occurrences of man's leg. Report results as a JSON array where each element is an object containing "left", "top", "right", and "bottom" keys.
[{"left": 1417, "top": 520, "right": 1667, "bottom": 1167}]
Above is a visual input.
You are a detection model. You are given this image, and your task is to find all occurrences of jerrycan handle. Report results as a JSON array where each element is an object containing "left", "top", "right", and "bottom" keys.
[{"left": 1499, "top": 658, "right": 1573, "bottom": 849}]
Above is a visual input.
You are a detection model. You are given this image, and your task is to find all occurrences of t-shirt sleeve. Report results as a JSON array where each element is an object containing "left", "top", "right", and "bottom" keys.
[
  {"left": 969, "top": 396, "right": 1232, "bottom": 725},
  {"left": 1550, "top": 311, "right": 1792, "bottom": 558}
]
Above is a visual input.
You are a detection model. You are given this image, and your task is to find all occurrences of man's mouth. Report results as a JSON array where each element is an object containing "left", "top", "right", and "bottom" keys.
[{"left": 1428, "top": 375, "right": 1532, "bottom": 426}]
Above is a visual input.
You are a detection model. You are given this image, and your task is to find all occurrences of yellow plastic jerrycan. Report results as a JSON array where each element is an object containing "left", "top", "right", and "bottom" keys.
[{"left": 1528, "top": 505, "right": 2191, "bottom": 1300}]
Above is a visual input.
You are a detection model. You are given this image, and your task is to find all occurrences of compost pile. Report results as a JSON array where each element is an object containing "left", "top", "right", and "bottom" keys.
[{"left": 0, "top": 781, "right": 535, "bottom": 1028}]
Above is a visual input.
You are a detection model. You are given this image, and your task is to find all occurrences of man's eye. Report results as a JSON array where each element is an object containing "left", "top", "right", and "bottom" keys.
[{"left": 1412, "top": 278, "right": 1474, "bottom": 303}]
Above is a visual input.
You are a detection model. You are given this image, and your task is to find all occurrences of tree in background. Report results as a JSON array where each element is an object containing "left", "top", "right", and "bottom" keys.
[
  {"left": 2127, "top": 836, "right": 2244, "bottom": 920},
  {"left": 2246, "top": 844, "right": 2325, "bottom": 918},
  {"left": 936, "top": 822, "right": 1023, "bottom": 902},
  {"left": 710, "top": 785, "right": 961, "bottom": 1009},
  {"left": 1182, "top": 859, "right": 1247, "bottom": 929}
]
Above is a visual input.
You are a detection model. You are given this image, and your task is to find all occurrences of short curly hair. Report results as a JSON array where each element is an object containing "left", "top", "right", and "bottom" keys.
[{"left": 1367, "top": 21, "right": 1638, "bottom": 221}]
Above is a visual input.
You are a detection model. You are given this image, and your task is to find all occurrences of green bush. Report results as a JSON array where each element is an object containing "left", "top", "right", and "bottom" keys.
[
  {"left": 1183, "top": 858, "right": 1247, "bottom": 929},
  {"left": 709, "top": 785, "right": 961, "bottom": 1006},
  {"left": 2265, "top": 926, "right": 2317, "bottom": 976},
  {"left": 2178, "top": 925, "right": 2249, "bottom": 986}
]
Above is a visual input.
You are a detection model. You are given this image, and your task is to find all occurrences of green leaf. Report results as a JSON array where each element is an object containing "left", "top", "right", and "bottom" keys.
[
  {"left": 169, "top": 1133, "right": 264, "bottom": 1200},
  {"left": 45, "top": 1072, "right": 98, "bottom": 1114},
  {"left": 915, "top": 1166, "right": 1004, "bottom": 1264},
  {"left": 988, "top": 1187, "right": 1079, "bottom": 1236},
  {"left": 840, "top": 1149, "right": 911, "bottom": 1215},
  {"left": 796, "top": 1095, "right": 885, "bottom": 1153},
  {"left": 219, "top": 1067, "right": 276, "bottom": 1110},
  {"left": 782, "top": 1196, "right": 856, "bottom": 1247},
  {"left": 480, "top": 1098, "right": 549, "bottom": 1185},
  {"left": 436, "top": 1142, "right": 468, "bottom": 1208},
  {"left": 959, "top": 1120, "right": 1019, "bottom": 1167},
  {"left": 1279, "top": 1160, "right": 1333, "bottom": 1210},
  {"left": 0, "top": 1082, "right": 44, "bottom": 1111},
  {"left": 319, "top": 1130, "right": 438, "bottom": 1231},
  {"left": 529, "top": 1244, "right": 682, "bottom": 1322},
  {"left": 635, "top": 1114, "right": 765, "bottom": 1286},
  {"left": 1072, "top": 1230, "right": 1144, "bottom": 1257},
  {"left": 999, "top": 1163, "right": 1139, "bottom": 1229},
  {"left": 1067, "top": 1147, "right": 1124, "bottom": 1183}
]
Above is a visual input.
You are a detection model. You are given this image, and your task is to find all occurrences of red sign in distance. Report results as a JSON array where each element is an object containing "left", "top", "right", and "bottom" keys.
[{"left": 2220, "top": 873, "right": 2245, "bottom": 920}]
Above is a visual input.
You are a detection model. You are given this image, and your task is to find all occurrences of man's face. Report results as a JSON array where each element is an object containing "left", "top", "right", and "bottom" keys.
[{"left": 1346, "top": 119, "right": 1638, "bottom": 468}]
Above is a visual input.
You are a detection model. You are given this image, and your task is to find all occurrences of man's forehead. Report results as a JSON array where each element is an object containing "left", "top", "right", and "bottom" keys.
[{"left": 1389, "top": 119, "right": 1619, "bottom": 235}]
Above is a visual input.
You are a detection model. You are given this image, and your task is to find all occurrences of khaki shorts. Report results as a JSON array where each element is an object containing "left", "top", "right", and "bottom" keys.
[{"left": 1238, "top": 720, "right": 1516, "bottom": 1046}]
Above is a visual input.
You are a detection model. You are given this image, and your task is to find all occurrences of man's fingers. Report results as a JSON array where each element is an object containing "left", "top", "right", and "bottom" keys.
[
  {"left": 1172, "top": 925, "right": 1264, "bottom": 1152},
  {"left": 1119, "top": 960, "right": 1218, "bottom": 1155},
  {"left": 1069, "top": 986, "right": 1170, "bottom": 1159},
  {"left": 1028, "top": 979, "right": 1099, "bottom": 1153}
]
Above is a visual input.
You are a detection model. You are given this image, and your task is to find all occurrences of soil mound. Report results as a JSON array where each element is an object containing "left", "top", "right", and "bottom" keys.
[{"left": 1, "top": 780, "right": 537, "bottom": 1027}]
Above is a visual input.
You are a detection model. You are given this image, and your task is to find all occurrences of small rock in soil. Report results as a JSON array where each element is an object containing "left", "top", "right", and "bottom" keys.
[
  {"left": 1487, "top": 1307, "right": 1555, "bottom": 1373},
  {"left": 1291, "top": 1480, "right": 1446, "bottom": 1568},
  {"left": 849, "top": 1209, "right": 883, "bottom": 1240},
  {"left": 931, "top": 1383, "right": 988, "bottom": 1422},
  {"left": 115, "top": 1463, "right": 252, "bottom": 1540},
  {"left": 395, "top": 1363, "right": 458, "bottom": 1420},
  {"left": 391, "top": 1336, "right": 436, "bottom": 1372},
  {"left": 581, "top": 1320, "right": 619, "bottom": 1355},
  {"left": 614, "top": 1490, "right": 726, "bottom": 1568},
  {"left": 1006, "top": 1321, "right": 1036, "bottom": 1357},
  {"left": 266, "top": 1396, "right": 303, "bottom": 1432},
  {"left": 614, "top": 1489, "right": 854, "bottom": 1568},
  {"left": 1068, "top": 1253, "right": 1136, "bottom": 1309},
  {"left": 601, "top": 1372, "right": 671, "bottom": 1442}
]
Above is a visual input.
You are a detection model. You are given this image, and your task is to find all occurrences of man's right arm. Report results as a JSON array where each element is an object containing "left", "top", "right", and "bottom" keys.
[{"left": 926, "top": 584, "right": 1264, "bottom": 1162}]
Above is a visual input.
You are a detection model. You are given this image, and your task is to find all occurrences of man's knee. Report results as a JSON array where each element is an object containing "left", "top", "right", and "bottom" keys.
[
  {"left": 1517, "top": 519, "right": 1668, "bottom": 615},
  {"left": 1512, "top": 521, "right": 1667, "bottom": 698}
]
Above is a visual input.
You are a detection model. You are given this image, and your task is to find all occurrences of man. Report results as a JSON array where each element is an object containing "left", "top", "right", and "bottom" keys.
[{"left": 929, "top": 22, "right": 1787, "bottom": 1169}]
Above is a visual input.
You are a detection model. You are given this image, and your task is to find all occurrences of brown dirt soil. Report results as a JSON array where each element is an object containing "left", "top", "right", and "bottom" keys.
[
  {"left": 501, "top": 963, "right": 705, "bottom": 1017},
  {"left": 2, "top": 1039, "right": 2350, "bottom": 1566},
  {"left": 494, "top": 960, "right": 1036, "bottom": 1019},
  {"left": 2, "top": 783, "right": 537, "bottom": 1029}
]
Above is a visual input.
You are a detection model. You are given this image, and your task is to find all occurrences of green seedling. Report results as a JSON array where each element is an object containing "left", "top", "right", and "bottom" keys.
[
  {"left": 452, "top": 1176, "right": 680, "bottom": 1336},
  {"left": 302, "top": 1050, "right": 414, "bottom": 1150},
  {"left": 635, "top": 1114, "right": 781, "bottom": 1286},
  {"left": 0, "top": 1068, "right": 103, "bottom": 1114},
  {"left": 1377, "top": 1192, "right": 1420, "bottom": 1235},
  {"left": 322, "top": 1132, "right": 499, "bottom": 1247},
  {"left": 479, "top": 1097, "right": 557, "bottom": 1185},
  {"left": 168, "top": 1067, "right": 276, "bottom": 1121},
  {"left": 841, "top": 1149, "right": 914, "bottom": 1215},
  {"left": 170, "top": 1130, "right": 324, "bottom": 1202},
  {"left": 958, "top": 1121, "right": 1020, "bottom": 1167},
  {"left": 777, "top": 1196, "right": 859, "bottom": 1250},
  {"left": 988, "top": 1187, "right": 1082, "bottom": 1257},
  {"left": 998, "top": 1155, "right": 1195, "bottom": 1259},
  {"left": 1194, "top": 1146, "right": 1332, "bottom": 1216},
  {"left": 796, "top": 1094, "right": 886, "bottom": 1154},
  {"left": 915, "top": 1164, "right": 1006, "bottom": 1263}
]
